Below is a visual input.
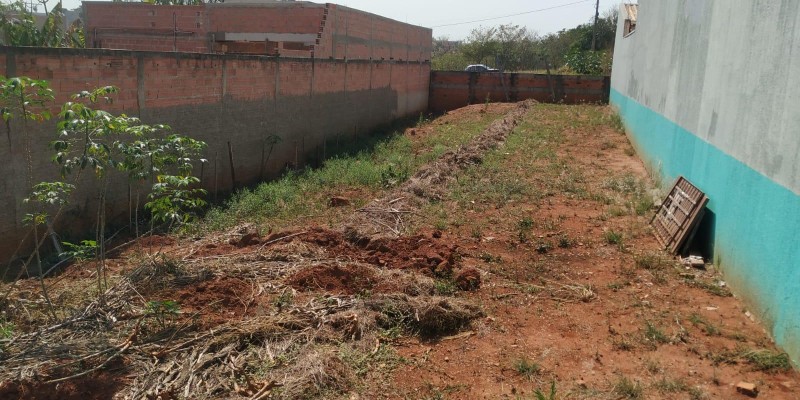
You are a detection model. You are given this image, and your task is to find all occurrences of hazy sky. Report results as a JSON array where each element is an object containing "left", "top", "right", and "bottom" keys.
[{"left": 53, "top": 0, "right": 624, "bottom": 39}]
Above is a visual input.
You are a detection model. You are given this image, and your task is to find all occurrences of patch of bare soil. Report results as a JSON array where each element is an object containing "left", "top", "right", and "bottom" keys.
[
  {"left": 288, "top": 264, "right": 378, "bottom": 295},
  {"left": 0, "top": 366, "right": 125, "bottom": 400},
  {"left": 168, "top": 276, "right": 256, "bottom": 328},
  {"left": 1, "top": 102, "right": 796, "bottom": 399},
  {"left": 359, "top": 105, "right": 800, "bottom": 399}
]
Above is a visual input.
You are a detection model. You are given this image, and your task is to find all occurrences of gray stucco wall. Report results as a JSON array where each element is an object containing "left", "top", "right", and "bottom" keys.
[
  {"left": 611, "top": 0, "right": 800, "bottom": 364},
  {"left": 612, "top": 0, "right": 800, "bottom": 194}
]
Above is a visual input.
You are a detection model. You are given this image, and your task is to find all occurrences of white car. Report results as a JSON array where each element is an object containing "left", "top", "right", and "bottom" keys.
[{"left": 464, "top": 64, "right": 499, "bottom": 72}]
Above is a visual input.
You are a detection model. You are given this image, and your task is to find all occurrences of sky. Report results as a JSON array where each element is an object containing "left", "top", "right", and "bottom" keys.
[{"left": 50, "top": 0, "right": 625, "bottom": 40}]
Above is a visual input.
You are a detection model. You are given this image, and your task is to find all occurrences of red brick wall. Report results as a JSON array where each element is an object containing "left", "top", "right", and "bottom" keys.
[
  {"left": 429, "top": 71, "right": 610, "bottom": 112},
  {"left": 315, "top": 4, "right": 431, "bottom": 62},
  {"left": 206, "top": 3, "right": 324, "bottom": 34},
  {"left": 83, "top": 2, "right": 433, "bottom": 62},
  {"left": 0, "top": 47, "right": 430, "bottom": 268},
  {"left": 85, "top": 3, "right": 208, "bottom": 52}
]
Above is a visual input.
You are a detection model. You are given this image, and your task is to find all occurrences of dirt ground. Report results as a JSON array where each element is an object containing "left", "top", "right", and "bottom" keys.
[{"left": 1, "top": 102, "right": 796, "bottom": 400}]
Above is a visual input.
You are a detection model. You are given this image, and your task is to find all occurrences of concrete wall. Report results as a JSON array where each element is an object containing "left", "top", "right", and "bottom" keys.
[
  {"left": 0, "top": 46, "right": 430, "bottom": 268},
  {"left": 610, "top": 0, "right": 800, "bottom": 364},
  {"left": 429, "top": 71, "right": 609, "bottom": 112}
]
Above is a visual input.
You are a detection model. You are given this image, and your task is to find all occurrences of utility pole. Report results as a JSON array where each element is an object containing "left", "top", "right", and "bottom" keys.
[{"left": 591, "top": 0, "right": 600, "bottom": 51}]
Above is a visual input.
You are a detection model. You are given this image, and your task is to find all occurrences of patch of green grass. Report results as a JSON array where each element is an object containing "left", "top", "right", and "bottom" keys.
[
  {"left": 517, "top": 216, "right": 534, "bottom": 243},
  {"left": 340, "top": 343, "right": 405, "bottom": 378},
  {"left": 451, "top": 169, "right": 529, "bottom": 208},
  {"left": 434, "top": 279, "right": 458, "bottom": 296},
  {"left": 644, "top": 359, "right": 662, "bottom": 374},
  {"left": 633, "top": 195, "right": 654, "bottom": 216},
  {"left": 273, "top": 289, "right": 294, "bottom": 310},
  {"left": 610, "top": 113, "right": 625, "bottom": 133},
  {"left": 604, "top": 230, "right": 624, "bottom": 247},
  {"left": 533, "top": 381, "right": 557, "bottom": 400},
  {"left": 689, "top": 386, "right": 708, "bottom": 400},
  {"left": 513, "top": 357, "right": 541, "bottom": 380},
  {"left": 605, "top": 174, "right": 640, "bottom": 194},
  {"left": 650, "top": 269, "right": 668, "bottom": 285},
  {"left": 0, "top": 320, "right": 14, "bottom": 339},
  {"left": 709, "top": 348, "right": 743, "bottom": 366},
  {"left": 604, "top": 174, "right": 653, "bottom": 216},
  {"left": 555, "top": 167, "right": 589, "bottom": 198},
  {"left": 634, "top": 252, "right": 668, "bottom": 270},
  {"left": 478, "top": 252, "right": 502, "bottom": 263},
  {"left": 606, "top": 206, "right": 627, "bottom": 217},
  {"left": 688, "top": 313, "right": 720, "bottom": 336},
  {"left": 613, "top": 375, "right": 644, "bottom": 399},
  {"left": 557, "top": 234, "right": 574, "bottom": 248},
  {"left": 201, "top": 109, "right": 506, "bottom": 233},
  {"left": 685, "top": 279, "right": 732, "bottom": 297},
  {"left": 470, "top": 225, "right": 483, "bottom": 239},
  {"left": 741, "top": 349, "right": 793, "bottom": 372},
  {"left": 644, "top": 321, "right": 669, "bottom": 344},
  {"left": 653, "top": 377, "right": 689, "bottom": 393}
]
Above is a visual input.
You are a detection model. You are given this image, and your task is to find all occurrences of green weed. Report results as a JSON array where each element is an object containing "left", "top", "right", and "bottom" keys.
[
  {"left": 610, "top": 113, "right": 625, "bottom": 133},
  {"left": 685, "top": 279, "right": 732, "bottom": 297},
  {"left": 0, "top": 320, "right": 14, "bottom": 339},
  {"left": 513, "top": 357, "right": 541, "bottom": 380},
  {"left": 434, "top": 279, "right": 458, "bottom": 296},
  {"left": 533, "top": 381, "right": 557, "bottom": 400},
  {"left": 144, "top": 299, "right": 181, "bottom": 328},
  {"left": 653, "top": 377, "right": 688, "bottom": 393},
  {"left": 688, "top": 387, "right": 708, "bottom": 400},
  {"left": 688, "top": 313, "right": 720, "bottom": 336},
  {"left": 604, "top": 230, "right": 623, "bottom": 247},
  {"left": 478, "top": 252, "right": 502, "bottom": 263},
  {"left": 741, "top": 349, "right": 793, "bottom": 372},
  {"left": 644, "top": 321, "right": 669, "bottom": 344},
  {"left": 634, "top": 253, "right": 668, "bottom": 270},
  {"left": 273, "top": 289, "right": 294, "bottom": 310},
  {"left": 557, "top": 234, "right": 573, "bottom": 248},
  {"left": 517, "top": 216, "right": 534, "bottom": 243},
  {"left": 644, "top": 359, "right": 661, "bottom": 374},
  {"left": 613, "top": 375, "right": 643, "bottom": 399}
]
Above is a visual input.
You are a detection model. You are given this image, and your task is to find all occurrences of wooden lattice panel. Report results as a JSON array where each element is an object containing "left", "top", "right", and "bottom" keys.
[{"left": 651, "top": 177, "right": 708, "bottom": 255}]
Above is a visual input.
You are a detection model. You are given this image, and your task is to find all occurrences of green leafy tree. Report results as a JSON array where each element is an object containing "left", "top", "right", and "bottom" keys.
[
  {"left": 49, "top": 85, "right": 207, "bottom": 293},
  {"left": 52, "top": 86, "right": 208, "bottom": 228},
  {"left": 0, "top": 1, "right": 84, "bottom": 48},
  {"left": 565, "top": 48, "right": 607, "bottom": 75},
  {"left": 431, "top": 37, "right": 469, "bottom": 71},
  {"left": 432, "top": 6, "right": 620, "bottom": 74}
]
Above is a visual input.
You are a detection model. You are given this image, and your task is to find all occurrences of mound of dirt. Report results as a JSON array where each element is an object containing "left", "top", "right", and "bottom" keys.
[
  {"left": 455, "top": 267, "right": 481, "bottom": 291},
  {"left": 264, "top": 227, "right": 460, "bottom": 277},
  {"left": 170, "top": 276, "right": 255, "bottom": 327},
  {"left": 406, "top": 100, "right": 534, "bottom": 200},
  {"left": 287, "top": 264, "right": 377, "bottom": 295}
]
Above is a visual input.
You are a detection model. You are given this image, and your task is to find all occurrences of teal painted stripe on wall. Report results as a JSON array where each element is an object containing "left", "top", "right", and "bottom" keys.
[{"left": 610, "top": 89, "right": 800, "bottom": 364}]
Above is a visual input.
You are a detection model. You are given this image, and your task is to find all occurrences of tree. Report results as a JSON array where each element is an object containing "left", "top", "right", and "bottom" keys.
[
  {"left": 0, "top": 0, "right": 84, "bottom": 48},
  {"left": 459, "top": 24, "right": 539, "bottom": 71},
  {"left": 431, "top": 6, "right": 621, "bottom": 74}
]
